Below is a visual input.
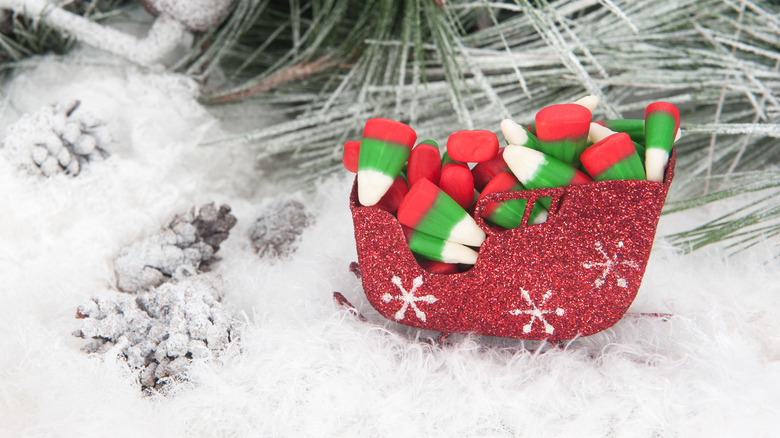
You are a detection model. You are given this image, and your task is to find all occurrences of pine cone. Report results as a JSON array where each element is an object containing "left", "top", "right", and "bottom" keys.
[
  {"left": 249, "top": 198, "right": 313, "bottom": 259},
  {"left": 74, "top": 274, "right": 241, "bottom": 392},
  {"left": 114, "top": 202, "right": 237, "bottom": 293},
  {"left": 1, "top": 100, "right": 111, "bottom": 177}
]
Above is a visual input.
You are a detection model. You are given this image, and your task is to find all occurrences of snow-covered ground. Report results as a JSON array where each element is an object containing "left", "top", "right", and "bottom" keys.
[{"left": 1, "top": 52, "right": 779, "bottom": 437}]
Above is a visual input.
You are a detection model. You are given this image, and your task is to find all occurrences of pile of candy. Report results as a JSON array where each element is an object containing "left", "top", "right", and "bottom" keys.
[{"left": 343, "top": 97, "right": 679, "bottom": 274}]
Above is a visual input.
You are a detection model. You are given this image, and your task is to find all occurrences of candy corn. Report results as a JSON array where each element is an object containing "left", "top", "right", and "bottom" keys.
[
  {"left": 397, "top": 179, "right": 486, "bottom": 247},
  {"left": 573, "top": 94, "right": 599, "bottom": 113},
  {"left": 500, "top": 119, "right": 540, "bottom": 150},
  {"left": 587, "top": 122, "right": 615, "bottom": 145},
  {"left": 478, "top": 172, "right": 547, "bottom": 229},
  {"left": 418, "top": 259, "right": 460, "bottom": 275},
  {"left": 407, "top": 139, "right": 441, "bottom": 187},
  {"left": 357, "top": 118, "right": 417, "bottom": 206},
  {"left": 503, "top": 146, "right": 593, "bottom": 189},
  {"left": 447, "top": 130, "right": 499, "bottom": 163},
  {"left": 595, "top": 119, "right": 645, "bottom": 143},
  {"left": 580, "top": 133, "right": 646, "bottom": 181},
  {"left": 644, "top": 102, "right": 680, "bottom": 182},
  {"left": 343, "top": 140, "right": 360, "bottom": 173},
  {"left": 595, "top": 119, "right": 681, "bottom": 144},
  {"left": 534, "top": 103, "right": 592, "bottom": 166},
  {"left": 440, "top": 161, "right": 475, "bottom": 210},
  {"left": 374, "top": 175, "right": 410, "bottom": 214},
  {"left": 471, "top": 147, "right": 509, "bottom": 191},
  {"left": 402, "top": 226, "right": 479, "bottom": 265}
]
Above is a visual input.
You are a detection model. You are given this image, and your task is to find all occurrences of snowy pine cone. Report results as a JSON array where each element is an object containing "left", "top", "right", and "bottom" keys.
[
  {"left": 74, "top": 274, "right": 241, "bottom": 391},
  {"left": 1, "top": 100, "right": 111, "bottom": 176},
  {"left": 114, "top": 203, "right": 237, "bottom": 293},
  {"left": 249, "top": 198, "right": 313, "bottom": 259}
]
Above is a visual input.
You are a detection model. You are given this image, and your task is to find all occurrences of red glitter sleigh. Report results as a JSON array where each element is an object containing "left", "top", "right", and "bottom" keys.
[{"left": 343, "top": 152, "right": 675, "bottom": 341}]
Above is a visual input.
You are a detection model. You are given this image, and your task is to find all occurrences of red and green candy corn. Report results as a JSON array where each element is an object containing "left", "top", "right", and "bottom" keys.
[
  {"left": 595, "top": 119, "right": 645, "bottom": 143},
  {"left": 478, "top": 172, "right": 548, "bottom": 229},
  {"left": 500, "top": 119, "right": 540, "bottom": 150},
  {"left": 573, "top": 95, "right": 599, "bottom": 113},
  {"left": 595, "top": 119, "right": 682, "bottom": 145},
  {"left": 357, "top": 118, "right": 417, "bottom": 206},
  {"left": 402, "top": 225, "right": 479, "bottom": 265},
  {"left": 580, "top": 133, "right": 646, "bottom": 181},
  {"left": 407, "top": 139, "right": 441, "bottom": 187},
  {"left": 535, "top": 103, "right": 592, "bottom": 166},
  {"left": 644, "top": 102, "right": 680, "bottom": 182},
  {"left": 446, "top": 130, "right": 499, "bottom": 163},
  {"left": 397, "top": 179, "right": 486, "bottom": 247}
]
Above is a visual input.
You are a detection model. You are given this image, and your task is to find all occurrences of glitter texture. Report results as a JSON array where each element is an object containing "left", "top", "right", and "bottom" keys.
[{"left": 350, "top": 151, "right": 676, "bottom": 340}]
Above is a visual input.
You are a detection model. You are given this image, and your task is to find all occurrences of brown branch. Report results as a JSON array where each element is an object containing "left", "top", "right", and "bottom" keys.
[{"left": 205, "top": 57, "right": 333, "bottom": 103}]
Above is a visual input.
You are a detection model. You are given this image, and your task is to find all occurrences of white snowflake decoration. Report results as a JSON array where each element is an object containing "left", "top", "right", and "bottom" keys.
[
  {"left": 582, "top": 241, "right": 639, "bottom": 288},
  {"left": 508, "top": 289, "right": 565, "bottom": 334},
  {"left": 381, "top": 275, "right": 438, "bottom": 322}
]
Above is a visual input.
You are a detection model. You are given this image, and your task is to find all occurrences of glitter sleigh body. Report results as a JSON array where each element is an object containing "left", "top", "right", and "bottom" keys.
[{"left": 350, "top": 152, "right": 675, "bottom": 340}]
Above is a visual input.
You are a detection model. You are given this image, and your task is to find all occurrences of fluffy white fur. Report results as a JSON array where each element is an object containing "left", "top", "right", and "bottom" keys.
[{"left": 1, "top": 54, "right": 779, "bottom": 438}]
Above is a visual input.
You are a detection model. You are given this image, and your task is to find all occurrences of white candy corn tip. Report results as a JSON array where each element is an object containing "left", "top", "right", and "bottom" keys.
[
  {"left": 357, "top": 169, "right": 395, "bottom": 206},
  {"left": 502, "top": 145, "right": 546, "bottom": 185},
  {"left": 674, "top": 129, "right": 682, "bottom": 142},
  {"left": 588, "top": 122, "right": 615, "bottom": 144},
  {"left": 500, "top": 119, "right": 528, "bottom": 146},
  {"left": 531, "top": 209, "right": 548, "bottom": 225},
  {"left": 441, "top": 241, "right": 479, "bottom": 265},
  {"left": 573, "top": 95, "right": 598, "bottom": 113},
  {"left": 645, "top": 148, "right": 669, "bottom": 182},
  {"left": 448, "top": 216, "right": 486, "bottom": 247}
]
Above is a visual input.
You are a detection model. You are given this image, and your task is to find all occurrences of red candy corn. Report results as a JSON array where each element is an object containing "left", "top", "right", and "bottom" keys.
[
  {"left": 407, "top": 140, "right": 442, "bottom": 187},
  {"left": 535, "top": 103, "right": 592, "bottom": 166},
  {"left": 440, "top": 161, "right": 475, "bottom": 210},
  {"left": 374, "top": 175, "right": 410, "bottom": 214},
  {"left": 342, "top": 140, "right": 360, "bottom": 173},
  {"left": 580, "top": 133, "right": 646, "bottom": 181},
  {"left": 418, "top": 259, "right": 460, "bottom": 275},
  {"left": 446, "top": 130, "right": 499, "bottom": 163},
  {"left": 471, "top": 147, "right": 509, "bottom": 191}
]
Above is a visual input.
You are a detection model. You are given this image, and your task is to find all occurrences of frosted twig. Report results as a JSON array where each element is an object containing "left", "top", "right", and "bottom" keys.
[{"left": 0, "top": 0, "right": 185, "bottom": 66}]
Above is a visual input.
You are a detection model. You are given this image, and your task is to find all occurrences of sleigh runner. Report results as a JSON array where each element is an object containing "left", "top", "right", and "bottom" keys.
[{"left": 347, "top": 152, "right": 675, "bottom": 340}]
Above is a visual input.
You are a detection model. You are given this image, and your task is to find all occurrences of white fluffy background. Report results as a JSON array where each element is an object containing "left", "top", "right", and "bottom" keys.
[{"left": 1, "top": 55, "right": 779, "bottom": 437}]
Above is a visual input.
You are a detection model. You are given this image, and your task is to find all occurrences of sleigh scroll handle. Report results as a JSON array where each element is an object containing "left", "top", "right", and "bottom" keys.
[{"left": 473, "top": 185, "right": 566, "bottom": 236}]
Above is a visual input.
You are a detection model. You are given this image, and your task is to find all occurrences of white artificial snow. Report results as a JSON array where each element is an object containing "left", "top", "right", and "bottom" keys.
[{"left": 0, "top": 55, "right": 779, "bottom": 437}]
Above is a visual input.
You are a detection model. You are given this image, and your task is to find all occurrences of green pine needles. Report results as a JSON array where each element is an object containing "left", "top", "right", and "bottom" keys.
[
  {"left": 0, "top": 0, "right": 131, "bottom": 68},
  {"left": 185, "top": 0, "right": 778, "bottom": 255},
  {"left": 1, "top": 0, "right": 777, "bottom": 254}
]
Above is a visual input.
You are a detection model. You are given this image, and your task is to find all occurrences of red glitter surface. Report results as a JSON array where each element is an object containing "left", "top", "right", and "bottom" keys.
[{"left": 350, "top": 151, "right": 676, "bottom": 340}]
